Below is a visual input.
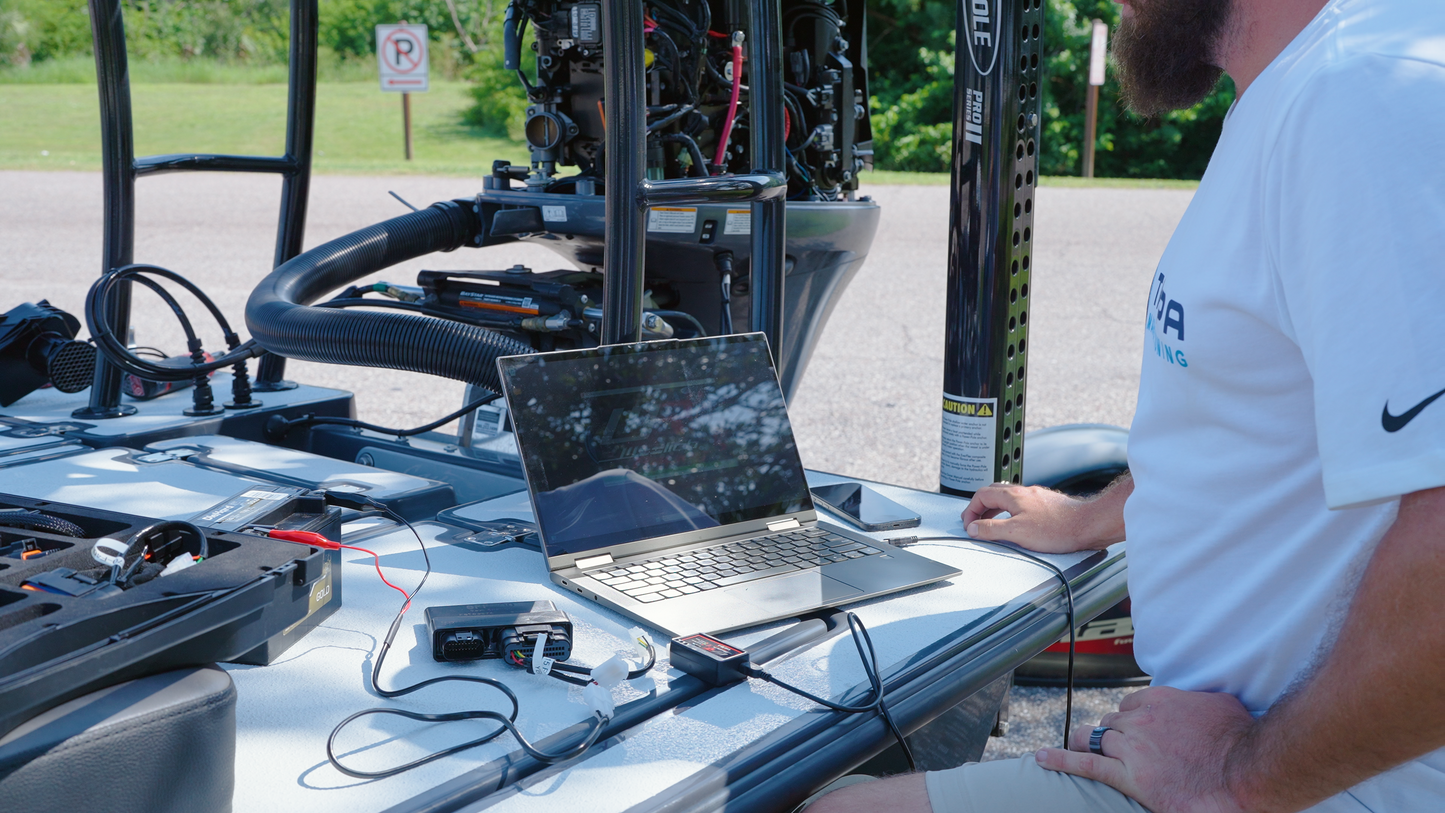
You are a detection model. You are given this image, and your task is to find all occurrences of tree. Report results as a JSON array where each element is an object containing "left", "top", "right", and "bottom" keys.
[{"left": 867, "top": 0, "right": 1233, "bottom": 179}]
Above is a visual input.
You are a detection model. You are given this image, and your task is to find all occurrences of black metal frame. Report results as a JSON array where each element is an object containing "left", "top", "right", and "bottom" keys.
[
  {"left": 82, "top": 0, "right": 786, "bottom": 404},
  {"left": 600, "top": 0, "right": 788, "bottom": 357},
  {"left": 77, "top": 0, "right": 318, "bottom": 418}
]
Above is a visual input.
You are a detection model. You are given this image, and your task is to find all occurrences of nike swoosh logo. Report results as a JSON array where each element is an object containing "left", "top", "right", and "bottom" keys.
[{"left": 1382, "top": 386, "right": 1445, "bottom": 433}]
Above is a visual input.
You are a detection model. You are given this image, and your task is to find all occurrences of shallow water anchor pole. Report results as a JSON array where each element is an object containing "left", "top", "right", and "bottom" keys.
[{"left": 940, "top": 0, "right": 1043, "bottom": 496}]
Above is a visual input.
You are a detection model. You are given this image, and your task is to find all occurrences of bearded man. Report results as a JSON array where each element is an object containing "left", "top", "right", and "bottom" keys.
[{"left": 809, "top": 0, "right": 1445, "bottom": 810}]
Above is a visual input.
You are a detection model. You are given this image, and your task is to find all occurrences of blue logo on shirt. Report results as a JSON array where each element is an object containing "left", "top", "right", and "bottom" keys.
[{"left": 1146, "top": 272, "right": 1188, "bottom": 368}]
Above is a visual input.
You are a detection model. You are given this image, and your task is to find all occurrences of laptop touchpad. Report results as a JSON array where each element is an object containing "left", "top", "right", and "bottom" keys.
[{"left": 733, "top": 571, "right": 861, "bottom": 610}]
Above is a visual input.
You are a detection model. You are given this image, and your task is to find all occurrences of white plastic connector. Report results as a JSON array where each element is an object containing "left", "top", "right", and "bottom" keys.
[
  {"left": 582, "top": 681, "right": 615, "bottom": 720},
  {"left": 160, "top": 555, "right": 197, "bottom": 577},
  {"left": 629, "top": 627, "right": 652, "bottom": 660},
  {"left": 590, "top": 654, "right": 628, "bottom": 687}
]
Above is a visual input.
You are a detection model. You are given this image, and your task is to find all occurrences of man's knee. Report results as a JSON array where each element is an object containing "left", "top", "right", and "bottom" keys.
[{"left": 806, "top": 773, "right": 931, "bottom": 813}]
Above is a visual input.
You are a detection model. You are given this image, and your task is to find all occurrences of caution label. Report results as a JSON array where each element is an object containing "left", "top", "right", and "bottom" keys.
[
  {"left": 647, "top": 207, "right": 698, "bottom": 234},
  {"left": 940, "top": 394, "right": 997, "bottom": 493},
  {"left": 723, "top": 209, "right": 751, "bottom": 235}
]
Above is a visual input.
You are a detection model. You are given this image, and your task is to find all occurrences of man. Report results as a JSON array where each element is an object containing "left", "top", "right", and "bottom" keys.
[{"left": 810, "top": 0, "right": 1445, "bottom": 810}]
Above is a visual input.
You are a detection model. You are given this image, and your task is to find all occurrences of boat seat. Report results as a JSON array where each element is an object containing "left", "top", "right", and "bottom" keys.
[{"left": 0, "top": 665, "right": 236, "bottom": 813}]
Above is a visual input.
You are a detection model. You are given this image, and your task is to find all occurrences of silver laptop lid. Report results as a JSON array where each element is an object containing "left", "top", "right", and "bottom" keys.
[{"left": 497, "top": 333, "right": 818, "bottom": 571}]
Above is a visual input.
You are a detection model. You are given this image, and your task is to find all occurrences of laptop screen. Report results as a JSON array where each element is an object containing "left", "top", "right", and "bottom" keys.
[{"left": 499, "top": 334, "right": 813, "bottom": 557}]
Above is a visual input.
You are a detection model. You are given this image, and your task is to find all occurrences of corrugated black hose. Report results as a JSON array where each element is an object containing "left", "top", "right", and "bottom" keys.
[
  {"left": 245, "top": 200, "right": 535, "bottom": 394},
  {"left": 0, "top": 509, "right": 86, "bottom": 538}
]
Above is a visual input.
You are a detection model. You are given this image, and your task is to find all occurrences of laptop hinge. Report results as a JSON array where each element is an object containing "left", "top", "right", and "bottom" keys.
[
  {"left": 767, "top": 519, "right": 802, "bottom": 531},
  {"left": 576, "top": 553, "right": 614, "bottom": 570}
]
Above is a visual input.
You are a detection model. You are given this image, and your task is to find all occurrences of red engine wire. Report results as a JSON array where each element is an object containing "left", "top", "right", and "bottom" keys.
[{"left": 714, "top": 40, "right": 745, "bottom": 166}]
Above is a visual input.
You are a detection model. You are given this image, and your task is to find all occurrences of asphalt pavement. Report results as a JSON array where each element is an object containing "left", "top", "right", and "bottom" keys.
[{"left": 0, "top": 169, "right": 1193, "bottom": 761}]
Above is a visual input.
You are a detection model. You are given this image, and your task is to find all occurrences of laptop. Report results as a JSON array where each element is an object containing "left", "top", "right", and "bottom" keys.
[{"left": 496, "top": 333, "right": 960, "bottom": 637}]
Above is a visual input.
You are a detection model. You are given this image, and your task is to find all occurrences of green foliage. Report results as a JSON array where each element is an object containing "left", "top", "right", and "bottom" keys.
[
  {"left": 866, "top": 0, "right": 1233, "bottom": 179},
  {"left": 462, "top": 47, "right": 526, "bottom": 139},
  {"left": 870, "top": 36, "right": 954, "bottom": 171},
  {"left": 0, "top": 0, "right": 1230, "bottom": 178},
  {"left": 0, "top": 1, "right": 496, "bottom": 79},
  {"left": 0, "top": 1, "right": 92, "bottom": 66}
]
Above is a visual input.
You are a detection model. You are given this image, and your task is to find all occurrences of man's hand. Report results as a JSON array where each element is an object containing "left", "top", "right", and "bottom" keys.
[
  {"left": 961, "top": 474, "right": 1131, "bottom": 554},
  {"left": 1035, "top": 686, "right": 1254, "bottom": 813},
  {"left": 1037, "top": 486, "right": 1445, "bottom": 813}
]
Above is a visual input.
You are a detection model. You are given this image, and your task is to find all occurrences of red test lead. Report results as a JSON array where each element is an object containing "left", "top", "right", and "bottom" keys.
[{"left": 267, "top": 529, "right": 412, "bottom": 605}]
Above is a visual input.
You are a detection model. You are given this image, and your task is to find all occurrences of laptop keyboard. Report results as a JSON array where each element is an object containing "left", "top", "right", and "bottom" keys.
[{"left": 586, "top": 527, "right": 884, "bottom": 603}]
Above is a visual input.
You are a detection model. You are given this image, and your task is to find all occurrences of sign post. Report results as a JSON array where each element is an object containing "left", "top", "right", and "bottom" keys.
[
  {"left": 1083, "top": 19, "right": 1107, "bottom": 178},
  {"left": 376, "top": 23, "right": 429, "bottom": 161}
]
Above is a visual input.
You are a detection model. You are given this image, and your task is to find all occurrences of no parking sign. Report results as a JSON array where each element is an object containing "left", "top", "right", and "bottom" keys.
[{"left": 376, "top": 24, "right": 429, "bottom": 92}]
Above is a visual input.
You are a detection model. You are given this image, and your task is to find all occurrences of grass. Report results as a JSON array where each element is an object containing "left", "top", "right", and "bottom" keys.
[
  {"left": 0, "top": 65, "right": 1198, "bottom": 186},
  {"left": 0, "top": 80, "right": 527, "bottom": 175},
  {"left": 864, "top": 169, "right": 1199, "bottom": 189},
  {"left": 0, "top": 55, "right": 378, "bottom": 84}
]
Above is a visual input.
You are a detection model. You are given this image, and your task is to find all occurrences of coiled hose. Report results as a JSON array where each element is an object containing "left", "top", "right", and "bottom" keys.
[{"left": 245, "top": 200, "right": 534, "bottom": 393}]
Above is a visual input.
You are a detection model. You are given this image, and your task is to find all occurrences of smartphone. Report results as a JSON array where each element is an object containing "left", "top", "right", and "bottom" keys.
[{"left": 810, "top": 482, "right": 922, "bottom": 532}]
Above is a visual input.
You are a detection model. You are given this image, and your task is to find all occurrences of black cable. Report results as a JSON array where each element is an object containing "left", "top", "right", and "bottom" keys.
[
  {"left": 268, "top": 391, "right": 502, "bottom": 439},
  {"left": 745, "top": 612, "right": 917, "bottom": 771},
  {"left": 660, "top": 133, "right": 709, "bottom": 177},
  {"left": 902, "top": 536, "right": 1077, "bottom": 750},
  {"left": 85, "top": 264, "right": 262, "bottom": 381},
  {"left": 782, "top": 91, "right": 809, "bottom": 150},
  {"left": 126, "top": 519, "right": 209, "bottom": 563},
  {"left": 648, "top": 309, "right": 708, "bottom": 337},
  {"left": 647, "top": 103, "right": 696, "bottom": 132},
  {"left": 648, "top": 28, "right": 693, "bottom": 105},
  {"left": 324, "top": 498, "right": 616, "bottom": 778},
  {"left": 0, "top": 509, "right": 86, "bottom": 538}
]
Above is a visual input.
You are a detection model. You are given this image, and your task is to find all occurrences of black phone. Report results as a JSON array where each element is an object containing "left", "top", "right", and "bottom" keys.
[{"left": 809, "top": 482, "right": 922, "bottom": 532}]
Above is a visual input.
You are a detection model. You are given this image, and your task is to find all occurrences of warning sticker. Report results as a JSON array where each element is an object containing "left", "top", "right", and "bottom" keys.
[
  {"left": 542, "top": 205, "right": 568, "bottom": 222},
  {"left": 723, "top": 209, "right": 751, "bottom": 235},
  {"left": 940, "top": 394, "right": 997, "bottom": 493},
  {"left": 647, "top": 207, "right": 698, "bottom": 234}
]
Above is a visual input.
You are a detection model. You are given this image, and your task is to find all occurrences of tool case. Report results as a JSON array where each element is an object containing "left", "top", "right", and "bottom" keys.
[{"left": 0, "top": 492, "right": 341, "bottom": 738}]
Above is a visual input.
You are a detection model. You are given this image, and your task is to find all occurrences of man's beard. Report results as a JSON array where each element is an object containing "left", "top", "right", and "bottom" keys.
[{"left": 1112, "top": 0, "right": 1233, "bottom": 117}]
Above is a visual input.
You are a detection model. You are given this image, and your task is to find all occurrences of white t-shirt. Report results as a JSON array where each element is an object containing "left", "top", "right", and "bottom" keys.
[{"left": 1123, "top": 0, "right": 1445, "bottom": 807}]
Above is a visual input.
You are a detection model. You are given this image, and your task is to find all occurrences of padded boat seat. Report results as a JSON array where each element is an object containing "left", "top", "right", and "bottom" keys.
[{"left": 0, "top": 665, "right": 236, "bottom": 813}]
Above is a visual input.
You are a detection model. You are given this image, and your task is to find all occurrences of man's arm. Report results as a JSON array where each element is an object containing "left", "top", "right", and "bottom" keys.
[
  {"left": 1036, "top": 485, "right": 1445, "bottom": 813},
  {"left": 961, "top": 473, "right": 1132, "bottom": 554}
]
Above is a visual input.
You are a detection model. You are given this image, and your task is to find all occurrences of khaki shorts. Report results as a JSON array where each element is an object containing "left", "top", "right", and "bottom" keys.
[{"left": 924, "top": 754, "right": 1148, "bottom": 813}]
